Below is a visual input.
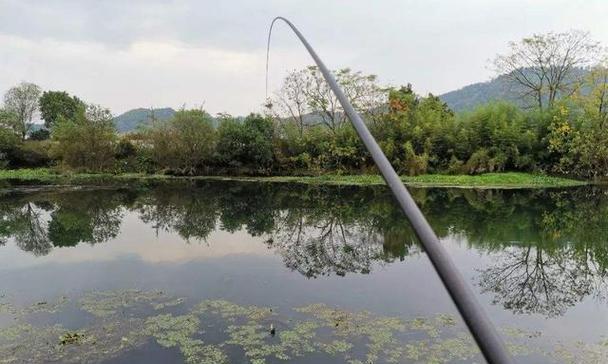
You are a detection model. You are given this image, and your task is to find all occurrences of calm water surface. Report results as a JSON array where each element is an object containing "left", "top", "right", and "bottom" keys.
[{"left": 0, "top": 181, "right": 607, "bottom": 363}]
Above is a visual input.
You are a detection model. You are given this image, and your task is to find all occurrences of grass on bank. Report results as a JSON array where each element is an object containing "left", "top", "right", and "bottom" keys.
[{"left": 0, "top": 168, "right": 588, "bottom": 188}]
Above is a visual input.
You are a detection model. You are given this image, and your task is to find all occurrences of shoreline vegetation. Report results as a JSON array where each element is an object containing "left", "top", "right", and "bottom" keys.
[
  {"left": 0, "top": 169, "right": 588, "bottom": 189},
  {"left": 1, "top": 31, "right": 607, "bottom": 188}
]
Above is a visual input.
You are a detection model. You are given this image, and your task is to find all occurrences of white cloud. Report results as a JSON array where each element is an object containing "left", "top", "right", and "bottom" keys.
[{"left": 0, "top": 34, "right": 316, "bottom": 115}]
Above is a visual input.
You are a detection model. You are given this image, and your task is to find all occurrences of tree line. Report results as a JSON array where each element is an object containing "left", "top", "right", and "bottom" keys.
[{"left": 0, "top": 30, "right": 606, "bottom": 178}]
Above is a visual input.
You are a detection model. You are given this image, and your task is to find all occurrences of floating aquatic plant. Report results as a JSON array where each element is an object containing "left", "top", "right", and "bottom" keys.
[
  {"left": 0, "top": 289, "right": 604, "bottom": 363},
  {"left": 59, "top": 331, "right": 85, "bottom": 345},
  {"left": 144, "top": 313, "right": 227, "bottom": 364},
  {"left": 193, "top": 299, "right": 274, "bottom": 322},
  {"left": 79, "top": 289, "right": 168, "bottom": 317}
]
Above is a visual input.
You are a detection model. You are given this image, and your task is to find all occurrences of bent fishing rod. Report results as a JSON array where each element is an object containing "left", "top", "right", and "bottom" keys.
[{"left": 266, "top": 17, "right": 513, "bottom": 364}]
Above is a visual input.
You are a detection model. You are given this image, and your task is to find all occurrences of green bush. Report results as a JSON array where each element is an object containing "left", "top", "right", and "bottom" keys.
[
  {"left": 115, "top": 139, "right": 137, "bottom": 159},
  {"left": 10, "top": 141, "right": 52, "bottom": 168},
  {"left": 465, "top": 149, "right": 492, "bottom": 174},
  {"left": 145, "top": 109, "right": 216, "bottom": 175},
  {"left": 51, "top": 105, "right": 117, "bottom": 172},
  {"left": 447, "top": 155, "right": 465, "bottom": 174},
  {"left": 402, "top": 141, "right": 428, "bottom": 176},
  {"left": 216, "top": 114, "right": 275, "bottom": 174}
]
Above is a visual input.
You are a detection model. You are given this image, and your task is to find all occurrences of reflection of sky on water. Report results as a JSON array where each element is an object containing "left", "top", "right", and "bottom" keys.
[{"left": 0, "top": 212, "right": 271, "bottom": 269}]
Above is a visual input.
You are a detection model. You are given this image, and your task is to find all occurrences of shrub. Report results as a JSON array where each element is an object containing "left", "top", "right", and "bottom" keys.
[
  {"left": 145, "top": 109, "right": 216, "bottom": 175},
  {"left": 402, "top": 141, "right": 428, "bottom": 176},
  {"left": 0, "top": 127, "right": 21, "bottom": 168},
  {"left": 216, "top": 114, "right": 275, "bottom": 174},
  {"left": 51, "top": 105, "right": 117, "bottom": 172},
  {"left": 29, "top": 129, "right": 50, "bottom": 141},
  {"left": 465, "top": 149, "right": 492, "bottom": 174},
  {"left": 10, "top": 141, "right": 52, "bottom": 168},
  {"left": 447, "top": 155, "right": 465, "bottom": 174},
  {"left": 115, "top": 139, "right": 137, "bottom": 159}
]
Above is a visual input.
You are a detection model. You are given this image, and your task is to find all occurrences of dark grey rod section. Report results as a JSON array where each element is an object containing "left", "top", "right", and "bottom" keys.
[{"left": 266, "top": 16, "right": 513, "bottom": 364}]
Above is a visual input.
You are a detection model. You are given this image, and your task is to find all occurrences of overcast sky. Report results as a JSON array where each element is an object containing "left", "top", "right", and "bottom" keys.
[{"left": 1, "top": 0, "right": 607, "bottom": 116}]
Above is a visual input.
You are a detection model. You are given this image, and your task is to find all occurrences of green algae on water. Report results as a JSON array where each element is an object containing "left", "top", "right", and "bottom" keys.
[
  {"left": 0, "top": 289, "right": 605, "bottom": 364},
  {"left": 79, "top": 289, "right": 169, "bottom": 317},
  {"left": 144, "top": 313, "right": 228, "bottom": 364}
]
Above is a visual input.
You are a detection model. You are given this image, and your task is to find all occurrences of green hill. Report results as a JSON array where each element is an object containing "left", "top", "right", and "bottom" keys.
[
  {"left": 439, "top": 68, "right": 589, "bottom": 112},
  {"left": 113, "top": 107, "right": 176, "bottom": 133},
  {"left": 439, "top": 75, "right": 518, "bottom": 112}
]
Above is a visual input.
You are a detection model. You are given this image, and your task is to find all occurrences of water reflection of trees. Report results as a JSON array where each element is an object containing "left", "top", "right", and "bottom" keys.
[
  {"left": 473, "top": 188, "right": 608, "bottom": 316},
  {"left": 261, "top": 185, "right": 422, "bottom": 277},
  {"left": 270, "top": 212, "right": 386, "bottom": 277},
  {"left": 478, "top": 246, "right": 597, "bottom": 317},
  {"left": 0, "top": 190, "right": 126, "bottom": 253},
  {"left": 135, "top": 188, "right": 219, "bottom": 242},
  {"left": 1, "top": 182, "right": 607, "bottom": 317},
  {"left": 5, "top": 201, "right": 52, "bottom": 256}
]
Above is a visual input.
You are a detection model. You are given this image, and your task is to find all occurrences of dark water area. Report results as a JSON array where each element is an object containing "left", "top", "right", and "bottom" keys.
[{"left": 0, "top": 181, "right": 607, "bottom": 363}]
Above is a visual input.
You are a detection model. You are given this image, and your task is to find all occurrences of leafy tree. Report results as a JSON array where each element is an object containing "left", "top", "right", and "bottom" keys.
[
  {"left": 51, "top": 104, "right": 117, "bottom": 172},
  {"left": 457, "top": 102, "right": 536, "bottom": 173},
  {"left": 0, "top": 108, "right": 18, "bottom": 132},
  {"left": 373, "top": 86, "right": 454, "bottom": 175},
  {"left": 216, "top": 114, "right": 275, "bottom": 173},
  {"left": 2, "top": 82, "right": 42, "bottom": 139},
  {"left": 0, "top": 110, "right": 21, "bottom": 167},
  {"left": 115, "top": 138, "right": 137, "bottom": 159},
  {"left": 567, "top": 60, "right": 608, "bottom": 178},
  {"left": 39, "top": 91, "right": 85, "bottom": 129},
  {"left": 577, "top": 59, "right": 608, "bottom": 127},
  {"left": 145, "top": 109, "right": 216, "bottom": 175}
]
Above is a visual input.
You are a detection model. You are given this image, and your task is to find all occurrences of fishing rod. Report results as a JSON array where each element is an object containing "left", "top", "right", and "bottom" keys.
[{"left": 266, "top": 17, "right": 514, "bottom": 364}]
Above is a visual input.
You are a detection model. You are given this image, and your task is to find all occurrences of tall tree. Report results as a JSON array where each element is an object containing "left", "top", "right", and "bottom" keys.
[
  {"left": 494, "top": 30, "right": 600, "bottom": 110},
  {"left": 51, "top": 104, "right": 117, "bottom": 172},
  {"left": 271, "top": 66, "right": 385, "bottom": 132},
  {"left": 270, "top": 69, "right": 310, "bottom": 136},
  {"left": 216, "top": 114, "right": 275, "bottom": 173},
  {"left": 39, "top": 91, "right": 85, "bottom": 129},
  {"left": 146, "top": 109, "right": 216, "bottom": 175},
  {"left": 2, "top": 82, "right": 42, "bottom": 139}
]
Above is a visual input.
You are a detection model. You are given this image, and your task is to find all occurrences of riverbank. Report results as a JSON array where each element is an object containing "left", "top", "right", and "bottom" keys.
[{"left": 0, "top": 169, "right": 588, "bottom": 189}]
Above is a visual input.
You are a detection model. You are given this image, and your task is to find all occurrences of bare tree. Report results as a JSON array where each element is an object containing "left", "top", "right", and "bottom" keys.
[
  {"left": 12, "top": 202, "right": 52, "bottom": 256},
  {"left": 3, "top": 82, "right": 42, "bottom": 139},
  {"left": 267, "top": 210, "right": 386, "bottom": 277},
  {"left": 271, "top": 69, "right": 310, "bottom": 136},
  {"left": 271, "top": 66, "right": 386, "bottom": 132},
  {"left": 494, "top": 30, "right": 600, "bottom": 110},
  {"left": 477, "top": 245, "right": 603, "bottom": 317}
]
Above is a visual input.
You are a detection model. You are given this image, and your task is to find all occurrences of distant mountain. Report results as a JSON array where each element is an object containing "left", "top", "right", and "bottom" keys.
[
  {"left": 113, "top": 107, "right": 176, "bottom": 133},
  {"left": 439, "top": 68, "right": 589, "bottom": 112},
  {"left": 438, "top": 75, "right": 519, "bottom": 112},
  {"left": 113, "top": 69, "right": 589, "bottom": 131}
]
